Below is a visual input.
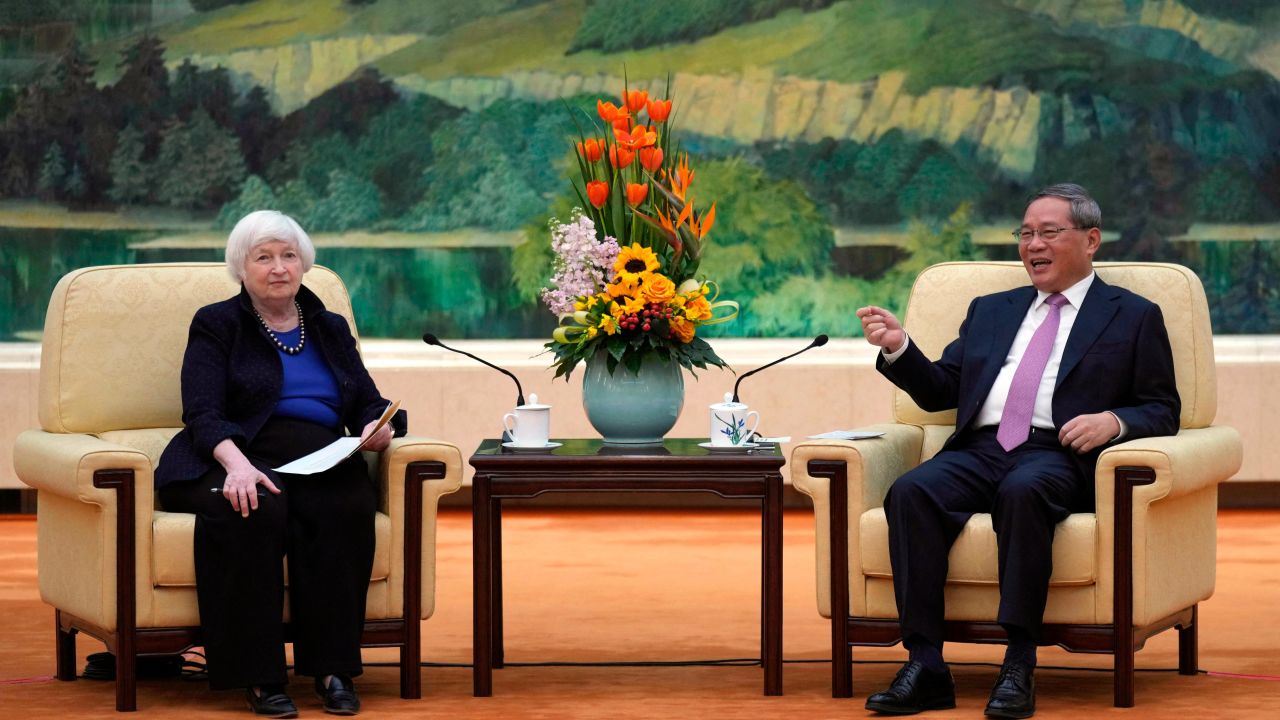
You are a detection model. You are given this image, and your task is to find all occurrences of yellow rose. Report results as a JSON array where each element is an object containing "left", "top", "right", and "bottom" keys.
[
  {"left": 670, "top": 316, "right": 696, "bottom": 343},
  {"left": 643, "top": 274, "right": 676, "bottom": 303},
  {"left": 684, "top": 295, "right": 712, "bottom": 321}
]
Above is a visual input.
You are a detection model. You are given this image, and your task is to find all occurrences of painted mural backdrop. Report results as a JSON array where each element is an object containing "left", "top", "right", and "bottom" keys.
[{"left": 2, "top": 0, "right": 1278, "bottom": 340}]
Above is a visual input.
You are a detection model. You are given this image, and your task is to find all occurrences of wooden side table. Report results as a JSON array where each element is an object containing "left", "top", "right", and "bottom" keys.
[{"left": 468, "top": 438, "right": 787, "bottom": 696}]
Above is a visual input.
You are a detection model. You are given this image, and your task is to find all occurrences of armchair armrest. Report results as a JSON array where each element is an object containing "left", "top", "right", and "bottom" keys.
[
  {"left": 790, "top": 423, "right": 923, "bottom": 618},
  {"left": 1096, "top": 426, "right": 1243, "bottom": 509},
  {"left": 14, "top": 429, "right": 155, "bottom": 635},
  {"left": 377, "top": 436, "right": 464, "bottom": 620},
  {"left": 1094, "top": 426, "right": 1242, "bottom": 628},
  {"left": 14, "top": 430, "right": 153, "bottom": 506}
]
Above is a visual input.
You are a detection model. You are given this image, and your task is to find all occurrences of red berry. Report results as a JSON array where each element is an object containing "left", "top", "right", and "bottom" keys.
[{"left": 642, "top": 323, "right": 651, "bottom": 331}]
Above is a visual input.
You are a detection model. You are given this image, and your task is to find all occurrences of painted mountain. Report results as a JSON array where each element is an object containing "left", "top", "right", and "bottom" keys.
[{"left": 2, "top": 0, "right": 1278, "bottom": 337}]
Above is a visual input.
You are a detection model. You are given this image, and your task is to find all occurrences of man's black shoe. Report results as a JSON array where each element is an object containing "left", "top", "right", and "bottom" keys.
[
  {"left": 865, "top": 661, "right": 956, "bottom": 715},
  {"left": 316, "top": 674, "right": 361, "bottom": 715},
  {"left": 245, "top": 685, "right": 298, "bottom": 718},
  {"left": 985, "top": 661, "right": 1036, "bottom": 718}
]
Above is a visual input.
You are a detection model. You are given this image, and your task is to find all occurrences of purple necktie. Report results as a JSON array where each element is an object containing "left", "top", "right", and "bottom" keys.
[{"left": 996, "top": 293, "right": 1068, "bottom": 452}]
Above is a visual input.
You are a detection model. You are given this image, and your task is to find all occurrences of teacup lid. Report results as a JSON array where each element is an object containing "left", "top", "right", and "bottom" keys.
[
  {"left": 710, "top": 391, "right": 745, "bottom": 410},
  {"left": 519, "top": 393, "right": 551, "bottom": 410}
]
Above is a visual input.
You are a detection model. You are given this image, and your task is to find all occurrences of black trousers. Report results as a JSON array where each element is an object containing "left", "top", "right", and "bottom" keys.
[
  {"left": 883, "top": 426, "right": 1087, "bottom": 649},
  {"left": 159, "top": 418, "right": 377, "bottom": 690}
]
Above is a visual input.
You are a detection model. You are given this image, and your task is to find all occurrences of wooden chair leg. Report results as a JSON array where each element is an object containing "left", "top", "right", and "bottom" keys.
[
  {"left": 55, "top": 611, "right": 77, "bottom": 681},
  {"left": 1178, "top": 605, "right": 1199, "bottom": 676},
  {"left": 809, "top": 459, "right": 853, "bottom": 698},
  {"left": 400, "top": 641, "right": 421, "bottom": 699},
  {"left": 834, "top": 632, "right": 852, "bottom": 698},
  {"left": 1114, "top": 632, "right": 1135, "bottom": 708},
  {"left": 1112, "top": 465, "right": 1153, "bottom": 709},
  {"left": 116, "top": 633, "right": 137, "bottom": 712}
]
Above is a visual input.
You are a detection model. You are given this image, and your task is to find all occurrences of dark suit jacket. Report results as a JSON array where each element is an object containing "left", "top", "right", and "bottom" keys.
[
  {"left": 877, "top": 276, "right": 1181, "bottom": 478},
  {"left": 155, "top": 283, "right": 407, "bottom": 489}
]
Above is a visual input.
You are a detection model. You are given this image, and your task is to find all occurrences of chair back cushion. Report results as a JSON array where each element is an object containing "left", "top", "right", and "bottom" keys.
[
  {"left": 39, "top": 263, "right": 356, "bottom": 434},
  {"left": 893, "top": 262, "right": 1215, "bottom": 431}
]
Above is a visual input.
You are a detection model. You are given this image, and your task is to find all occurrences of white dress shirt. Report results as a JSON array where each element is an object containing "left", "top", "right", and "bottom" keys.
[{"left": 882, "top": 272, "right": 1126, "bottom": 438}]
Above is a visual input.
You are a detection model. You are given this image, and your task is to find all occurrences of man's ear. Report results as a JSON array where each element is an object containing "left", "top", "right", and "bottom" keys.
[{"left": 1085, "top": 227, "right": 1102, "bottom": 256}]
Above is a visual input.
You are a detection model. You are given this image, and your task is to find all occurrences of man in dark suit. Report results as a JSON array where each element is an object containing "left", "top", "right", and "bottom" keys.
[{"left": 855, "top": 184, "right": 1180, "bottom": 718}]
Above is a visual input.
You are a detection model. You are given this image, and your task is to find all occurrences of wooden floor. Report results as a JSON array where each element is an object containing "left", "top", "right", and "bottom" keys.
[{"left": 2, "top": 508, "right": 1278, "bottom": 718}]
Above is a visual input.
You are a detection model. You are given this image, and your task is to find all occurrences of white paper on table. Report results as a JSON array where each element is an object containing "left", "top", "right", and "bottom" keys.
[
  {"left": 806, "top": 430, "right": 886, "bottom": 441},
  {"left": 273, "top": 400, "right": 399, "bottom": 475}
]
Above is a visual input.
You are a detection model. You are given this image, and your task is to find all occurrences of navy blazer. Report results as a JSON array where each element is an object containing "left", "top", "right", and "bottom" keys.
[
  {"left": 877, "top": 276, "right": 1181, "bottom": 478},
  {"left": 155, "top": 283, "right": 407, "bottom": 489}
]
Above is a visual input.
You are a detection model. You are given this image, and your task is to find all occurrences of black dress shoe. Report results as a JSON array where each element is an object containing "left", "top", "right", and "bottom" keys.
[
  {"left": 316, "top": 674, "right": 361, "bottom": 715},
  {"left": 865, "top": 661, "right": 956, "bottom": 715},
  {"left": 985, "top": 661, "right": 1036, "bottom": 718},
  {"left": 245, "top": 685, "right": 298, "bottom": 718}
]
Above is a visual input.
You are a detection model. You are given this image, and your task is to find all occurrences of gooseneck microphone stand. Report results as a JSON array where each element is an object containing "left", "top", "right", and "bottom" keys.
[{"left": 422, "top": 332, "right": 526, "bottom": 442}]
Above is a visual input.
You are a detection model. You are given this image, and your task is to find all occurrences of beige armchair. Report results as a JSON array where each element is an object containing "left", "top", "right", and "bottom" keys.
[
  {"left": 791, "top": 261, "right": 1242, "bottom": 707},
  {"left": 14, "top": 263, "right": 463, "bottom": 711}
]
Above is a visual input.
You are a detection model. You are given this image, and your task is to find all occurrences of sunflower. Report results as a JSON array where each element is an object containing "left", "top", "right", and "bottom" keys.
[{"left": 613, "top": 243, "right": 661, "bottom": 286}]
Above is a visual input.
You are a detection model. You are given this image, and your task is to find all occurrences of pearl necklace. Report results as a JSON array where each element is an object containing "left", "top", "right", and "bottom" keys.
[{"left": 254, "top": 302, "right": 305, "bottom": 355}]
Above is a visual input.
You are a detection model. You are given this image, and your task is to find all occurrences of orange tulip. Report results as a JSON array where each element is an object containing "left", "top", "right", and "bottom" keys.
[
  {"left": 638, "top": 146, "right": 664, "bottom": 172},
  {"left": 613, "top": 123, "right": 658, "bottom": 150},
  {"left": 576, "top": 137, "right": 603, "bottom": 163},
  {"left": 646, "top": 98, "right": 672, "bottom": 123},
  {"left": 586, "top": 180, "right": 609, "bottom": 208},
  {"left": 623, "top": 89, "right": 649, "bottom": 114},
  {"left": 611, "top": 117, "right": 632, "bottom": 133},
  {"left": 596, "top": 100, "right": 629, "bottom": 125},
  {"left": 609, "top": 145, "right": 635, "bottom": 169},
  {"left": 626, "top": 183, "right": 648, "bottom": 206}
]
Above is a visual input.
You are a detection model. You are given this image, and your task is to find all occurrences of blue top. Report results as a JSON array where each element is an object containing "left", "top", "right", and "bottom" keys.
[{"left": 272, "top": 327, "right": 342, "bottom": 429}]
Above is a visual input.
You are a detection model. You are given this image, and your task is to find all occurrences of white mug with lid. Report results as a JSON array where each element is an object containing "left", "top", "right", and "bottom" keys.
[
  {"left": 709, "top": 392, "right": 760, "bottom": 447},
  {"left": 503, "top": 393, "right": 552, "bottom": 447}
]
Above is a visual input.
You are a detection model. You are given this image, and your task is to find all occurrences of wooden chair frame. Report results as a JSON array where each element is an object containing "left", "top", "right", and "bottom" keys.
[
  {"left": 807, "top": 459, "right": 1199, "bottom": 707},
  {"left": 52, "top": 461, "right": 448, "bottom": 712}
]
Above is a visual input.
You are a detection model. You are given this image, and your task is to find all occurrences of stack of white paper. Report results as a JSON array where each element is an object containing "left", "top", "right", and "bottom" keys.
[
  {"left": 806, "top": 430, "right": 886, "bottom": 441},
  {"left": 273, "top": 400, "right": 399, "bottom": 475}
]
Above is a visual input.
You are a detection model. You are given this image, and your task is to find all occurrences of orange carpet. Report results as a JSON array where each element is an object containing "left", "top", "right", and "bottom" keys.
[{"left": 2, "top": 508, "right": 1278, "bottom": 718}]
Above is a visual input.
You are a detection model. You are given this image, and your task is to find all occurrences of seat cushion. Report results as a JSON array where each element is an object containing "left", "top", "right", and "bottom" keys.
[
  {"left": 860, "top": 508, "right": 1097, "bottom": 586},
  {"left": 153, "top": 510, "right": 391, "bottom": 587}
]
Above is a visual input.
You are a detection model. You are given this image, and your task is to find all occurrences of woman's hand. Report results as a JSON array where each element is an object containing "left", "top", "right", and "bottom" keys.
[
  {"left": 359, "top": 419, "right": 393, "bottom": 452},
  {"left": 213, "top": 439, "right": 281, "bottom": 517}
]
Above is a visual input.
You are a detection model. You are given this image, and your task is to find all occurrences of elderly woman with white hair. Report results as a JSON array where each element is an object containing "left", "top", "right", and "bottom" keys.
[{"left": 155, "top": 210, "right": 404, "bottom": 717}]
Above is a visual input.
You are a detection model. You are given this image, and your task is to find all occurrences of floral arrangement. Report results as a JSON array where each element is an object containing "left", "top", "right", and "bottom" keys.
[{"left": 542, "top": 81, "right": 737, "bottom": 379}]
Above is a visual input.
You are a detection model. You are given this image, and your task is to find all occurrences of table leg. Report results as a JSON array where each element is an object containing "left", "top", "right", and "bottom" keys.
[
  {"left": 763, "top": 473, "right": 783, "bottom": 696},
  {"left": 493, "top": 499, "right": 505, "bottom": 669},
  {"left": 472, "top": 473, "right": 493, "bottom": 697}
]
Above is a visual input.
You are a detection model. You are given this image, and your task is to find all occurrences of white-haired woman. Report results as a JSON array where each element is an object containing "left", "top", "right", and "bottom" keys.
[{"left": 156, "top": 210, "right": 403, "bottom": 717}]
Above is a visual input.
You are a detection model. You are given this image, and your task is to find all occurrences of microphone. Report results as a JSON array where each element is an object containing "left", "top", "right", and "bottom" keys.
[
  {"left": 732, "top": 335, "right": 828, "bottom": 403},
  {"left": 422, "top": 332, "right": 526, "bottom": 406}
]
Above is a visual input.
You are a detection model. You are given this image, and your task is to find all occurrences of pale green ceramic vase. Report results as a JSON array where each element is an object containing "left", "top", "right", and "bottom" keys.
[{"left": 582, "top": 351, "right": 685, "bottom": 444}]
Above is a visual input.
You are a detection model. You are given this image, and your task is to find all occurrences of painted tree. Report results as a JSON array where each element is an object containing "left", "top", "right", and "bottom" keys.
[
  {"left": 108, "top": 124, "right": 152, "bottom": 205},
  {"left": 234, "top": 85, "right": 280, "bottom": 176},
  {"left": 155, "top": 110, "right": 246, "bottom": 209},
  {"left": 216, "top": 174, "right": 278, "bottom": 228},
  {"left": 308, "top": 170, "right": 383, "bottom": 231},
  {"left": 111, "top": 34, "right": 171, "bottom": 155},
  {"left": 36, "top": 143, "right": 66, "bottom": 200}
]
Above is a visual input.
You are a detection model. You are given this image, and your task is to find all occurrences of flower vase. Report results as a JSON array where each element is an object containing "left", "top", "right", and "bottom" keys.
[{"left": 582, "top": 351, "right": 684, "bottom": 444}]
